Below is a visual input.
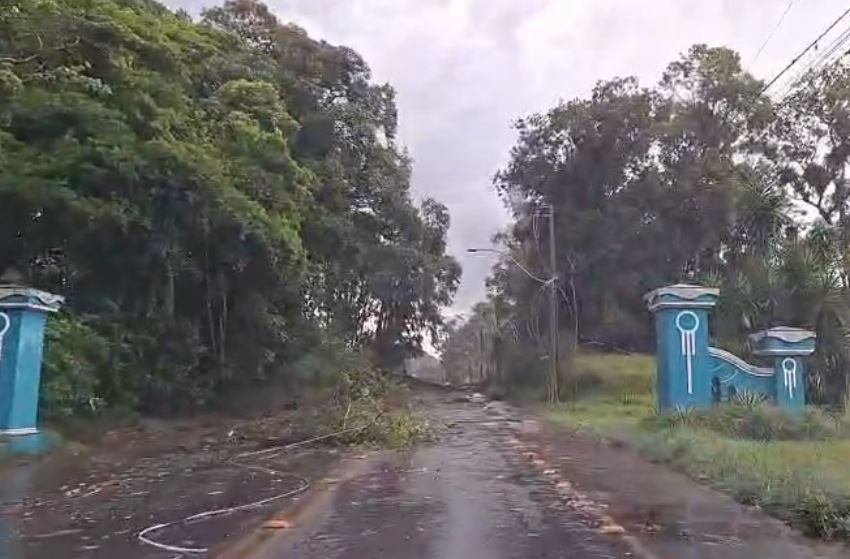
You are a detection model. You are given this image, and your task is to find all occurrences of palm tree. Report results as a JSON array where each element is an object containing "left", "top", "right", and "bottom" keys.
[{"left": 716, "top": 176, "right": 850, "bottom": 406}]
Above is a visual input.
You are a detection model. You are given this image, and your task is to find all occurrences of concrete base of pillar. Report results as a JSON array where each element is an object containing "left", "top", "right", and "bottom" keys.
[{"left": 0, "top": 431, "right": 57, "bottom": 455}]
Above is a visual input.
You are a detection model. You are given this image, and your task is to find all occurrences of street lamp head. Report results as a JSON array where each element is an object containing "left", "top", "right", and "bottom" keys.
[{"left": 466, "top": 248, "right": 480, "bottom": 253}]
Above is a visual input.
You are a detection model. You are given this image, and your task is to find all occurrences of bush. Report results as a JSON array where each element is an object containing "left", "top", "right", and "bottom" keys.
[
  {"left": 379, "top": 410, "right": 427, "bottom": 448},
  {"left": 44, "top": 313, "right": 213, "bottom": 417},
  {"left": 794, "top": 492, "right": 850, "bottom": 540},
  {"left": 42, "top": 314, "right": 109, "bottom": 417},
  {"left": 646, "top": 403, "right": 848, "bottom": 441},
  {"left": 298, "top": 364, "right": 427, "bottom": 448}
]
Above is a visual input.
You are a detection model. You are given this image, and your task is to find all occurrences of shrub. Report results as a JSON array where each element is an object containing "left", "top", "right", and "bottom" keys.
[
  {"left": 794, "top": 492, "right": 850, "bottom": 540},
  {"left": 731, "top": 389, "right": 769, "bottom": 409},
  {"left": 44, "top": 313, "right": 214, "bottom": 417},
  {"left": 305, "top": 365, "right": 428, "bottom": 448},
  {"left": 646, "top": 403, "right": 849, "bottom": 442},
  {"left": 380, "top": 410, "right": 427, "bottom": 448},
  {"left": 42, "top": 314, "right": 109, "bottom": 417}
]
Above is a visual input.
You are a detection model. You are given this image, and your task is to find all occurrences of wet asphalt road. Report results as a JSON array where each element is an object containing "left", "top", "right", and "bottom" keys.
[
  {"left": 248, "top": 393, "right": 632, "bottom": 559},
  {"left": 8, "top": 387, "right": 845, "bottom": 559}
]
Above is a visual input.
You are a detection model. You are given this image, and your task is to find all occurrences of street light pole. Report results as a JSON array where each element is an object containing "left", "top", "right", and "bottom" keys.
[
  {"left": 467, "top": 207, "right": 560, "bottom": 404},
  {"left": 546, "top": 204, "right": 559, "bottom": 404}
]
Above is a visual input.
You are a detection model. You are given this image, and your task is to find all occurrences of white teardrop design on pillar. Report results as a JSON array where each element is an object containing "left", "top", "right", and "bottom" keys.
[
  {"left": 782, "top": 357, "right": 797, "bottom": 400},
  {"left": 0, "top": 312, "right": 9, "bottom": 362},
  {"left": 676, "top": 311, "right": 699, "bottom": 395}
]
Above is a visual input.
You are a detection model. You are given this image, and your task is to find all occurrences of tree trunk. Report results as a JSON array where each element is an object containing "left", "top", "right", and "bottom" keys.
[{"left": 164, "top": 255, "right": 175, "bottom": 318}]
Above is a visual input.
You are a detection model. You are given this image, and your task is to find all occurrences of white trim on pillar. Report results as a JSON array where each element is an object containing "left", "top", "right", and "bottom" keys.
[
  {"left": 676, "top": 311, "right": 699, "bottom": 395},
  {"left": 0, "top": 427, "right": 38, "bottom": 436},
  {"left": 782, "top": 358, "right": 798, "bottom": 400},
  {"left": 0, "top": 302, "right": 61, "bottom": 313},
  {"left": 0, "top": 311, "right": 9, "bottom": 361}
]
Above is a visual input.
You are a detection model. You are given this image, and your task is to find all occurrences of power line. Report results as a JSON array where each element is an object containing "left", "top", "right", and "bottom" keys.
[
  {"left": 761, "top": 6, "right": 850, "bottom": 94},
  {"left": 753, "top": 0, "right": 798, "bottom": 63},
  {"left": 780, "top": 21, "right": 850, "bottom": 96},
  {"left": 467, "top": 247, "right": 550, "bottom": 285}
]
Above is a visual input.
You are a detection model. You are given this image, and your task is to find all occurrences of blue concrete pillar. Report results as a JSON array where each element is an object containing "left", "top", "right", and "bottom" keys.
[
  {"left": 645, "top": 284, "right": 719, "bottom": 410},
  {"left": 0, "top": 285, "right": 63, "bottom": 435},
  {"left": 751, "top": 327, "right": 816, "bottom": 413}
]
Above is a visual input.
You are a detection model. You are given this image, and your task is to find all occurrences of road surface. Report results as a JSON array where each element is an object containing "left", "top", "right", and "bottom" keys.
[
  {"left": 8, "top": 387, "right": 844, "bottom": 559},
  {"left": 240, "top": 391, "right": 631, "bottom": 559},
  {"left": 234, "top": 389, "right": 847, "bottom": 559}
]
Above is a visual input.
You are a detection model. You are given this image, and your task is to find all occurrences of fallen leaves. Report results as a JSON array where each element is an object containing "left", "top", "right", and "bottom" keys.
[
  {"left": 598, "top": 522, "right": 626, "bottom": 535},
  {"left": 262, "top": 519, "right": 293, "bottom": 530},
  {"left": 517, "top": 437, "right": 632, "bottom": 541}
]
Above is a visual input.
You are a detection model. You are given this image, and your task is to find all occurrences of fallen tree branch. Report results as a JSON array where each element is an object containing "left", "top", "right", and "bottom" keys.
[
  {"left": 137, "top": 416, "right": 381, "bottom": 555},
  {"left": 0, "top": 36, "right": 80, "bottom": 65}
]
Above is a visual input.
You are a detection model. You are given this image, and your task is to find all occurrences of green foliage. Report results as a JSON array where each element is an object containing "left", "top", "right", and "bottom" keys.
[
  {"left": 731, "top": 389, "right": 769, "bottom": 409},
  {"left": 379, "top": 410, "right": 426, "bottom": 448},
  {"left": 42, "top": 314, "right": 108, "bottom": 417},
  {"left": 315, "top": 364, "right": 425, "bottom": 448},
  {"left": 571, "top": 352, "right": 655, "bottom": 399},
  {"left": 632, "top": 428, "right": 850, "bottom": 540},
  {"left": 490, "top": 47, "right": 765, "bottom": 353},
  {"left": 1, "top": 0, "right": 458, "bottom": 416},
  {"left": 474, "top": 41, "right": 850, "bottom": 408},
  {"left": 547, "top": 352, "right": 850, "bottom": 541},
  {"left": 647, "top": 403, "right": 848, "bottom": 442}
]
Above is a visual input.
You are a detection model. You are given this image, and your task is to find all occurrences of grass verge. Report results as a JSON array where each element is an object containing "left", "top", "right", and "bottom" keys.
[{"left": 548, "top": 351, "right": 850, "bottom": 541}]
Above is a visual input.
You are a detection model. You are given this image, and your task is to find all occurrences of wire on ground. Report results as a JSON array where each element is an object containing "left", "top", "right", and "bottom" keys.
[{"left": 137, "top": 420, "right": 377, "bottom": 555}]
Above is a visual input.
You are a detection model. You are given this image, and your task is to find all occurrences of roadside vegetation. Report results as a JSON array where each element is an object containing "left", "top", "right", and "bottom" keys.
[
  {"left": 549, "top": 352, "right": 850, "bottom": 541},
  {"left": 0, "top": 0, "right": 459, "bottom": 421},
  {"left": 444, "top": 42, "right": 850, "bottom": 414},
  {"left": 440, "top": 38, "right": 850, "bottom": 540}
]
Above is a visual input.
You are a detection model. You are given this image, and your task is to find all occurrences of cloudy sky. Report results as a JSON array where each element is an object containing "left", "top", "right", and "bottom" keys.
[{"left": 168, "top": 0, "right": 848, "bottom": 317}]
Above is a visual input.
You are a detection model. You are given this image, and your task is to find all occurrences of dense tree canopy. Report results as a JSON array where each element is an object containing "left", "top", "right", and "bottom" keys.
[
  {"left": 464, "top": 45, "right": 850, "bottom": 405},
  {"left": 491, "top": 46, "right": 767, "bottom": 350},
  {"left": 0, "top": 0, "right": 459, "bottom": 414}
]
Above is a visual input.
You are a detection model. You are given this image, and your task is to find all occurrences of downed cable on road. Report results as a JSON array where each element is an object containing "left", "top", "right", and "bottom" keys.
[{"left": 137, "top": 420, "right": 378, "bottom": 555}]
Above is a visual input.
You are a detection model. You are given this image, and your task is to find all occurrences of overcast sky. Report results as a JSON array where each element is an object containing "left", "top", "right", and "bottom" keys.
[{"left": 168, "top": 0, "right": 848, "bottom": 317}]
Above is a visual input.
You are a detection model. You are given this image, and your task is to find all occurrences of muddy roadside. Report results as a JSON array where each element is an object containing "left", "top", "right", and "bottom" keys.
[
  {"left": 0, "top": 383, "right": 391, "bottom": 559},
  {"left": 515, "top": 413, "right": 850, "bottom": 559}
]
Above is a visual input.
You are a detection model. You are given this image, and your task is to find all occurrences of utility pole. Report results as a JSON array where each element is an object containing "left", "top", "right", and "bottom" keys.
[
  {"left": 547, "top": 203, "right": 559, "bottom": 404},
  {"left": 465, "top": 234, "right": 559, "bottom": 402}
]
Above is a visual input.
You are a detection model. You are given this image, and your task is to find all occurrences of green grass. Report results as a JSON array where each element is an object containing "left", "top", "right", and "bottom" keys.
[
  {"left": 549, "top": 351, "right": 850, "bottom": 541},
  {"left": 571, "top": 352, "right": 656, "bottom": 400}
]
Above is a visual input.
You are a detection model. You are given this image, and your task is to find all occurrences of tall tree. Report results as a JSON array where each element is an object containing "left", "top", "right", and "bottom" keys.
[
  {"left": 494, "top": 47, "right": 769, "bottom": 351},
  {"left": 0, "top": 0, "right": 458, "bottom": 414}
]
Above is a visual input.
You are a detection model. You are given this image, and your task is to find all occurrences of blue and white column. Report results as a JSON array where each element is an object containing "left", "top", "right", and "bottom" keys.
[
  {"left": 644, "top": 284, "right": 720, "bottom": 410},
  {"left": 751, "top": 327, "right": 816, "bottom": 413},
  {"left": 0, "top": 285, "right": 63, "bottom": 436}
]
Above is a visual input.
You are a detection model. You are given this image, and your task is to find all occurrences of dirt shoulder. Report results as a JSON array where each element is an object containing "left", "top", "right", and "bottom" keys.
[
  {"left": 521, "top": 413, "right": 848, "bottom": 559},
  {"left": 0, "top": 398, "right": 349, "bottom": 559}
]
